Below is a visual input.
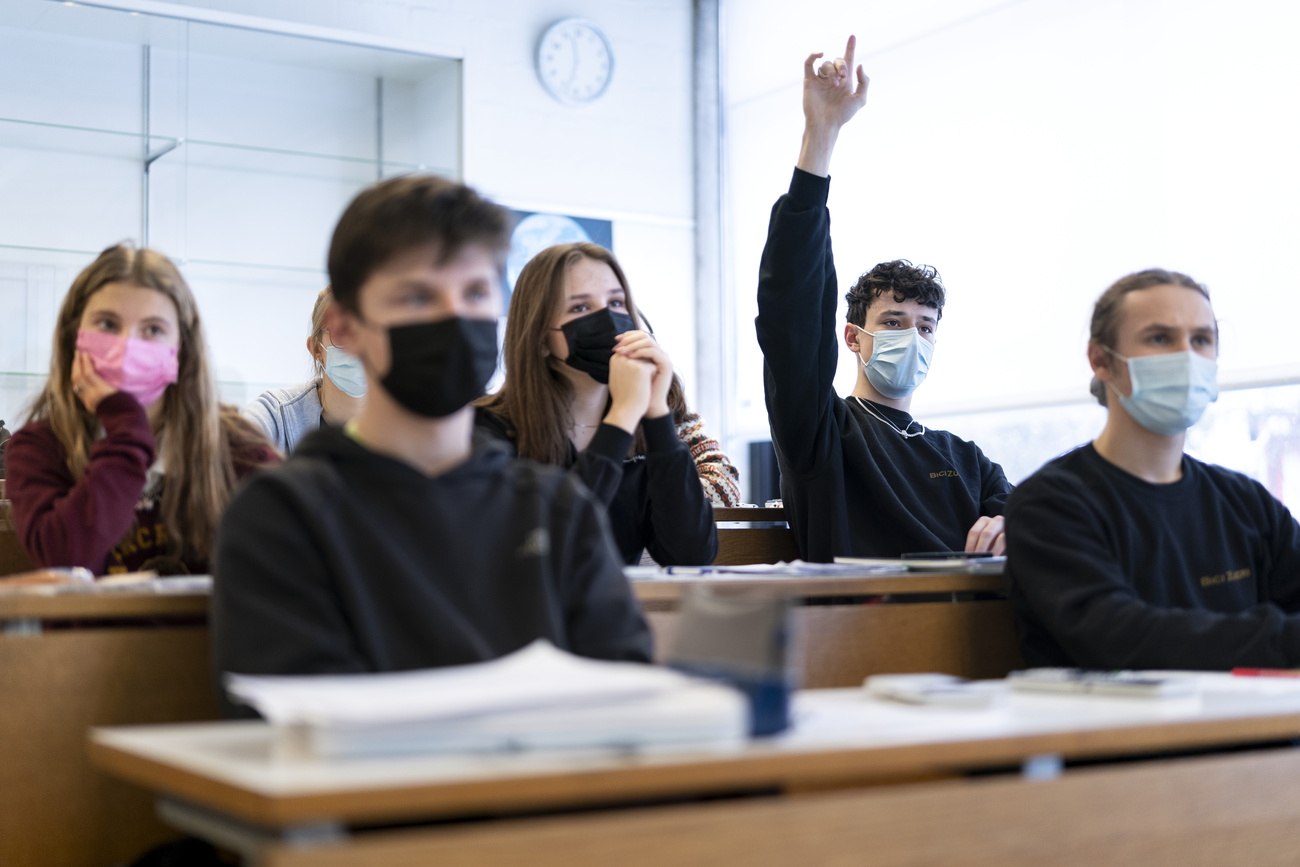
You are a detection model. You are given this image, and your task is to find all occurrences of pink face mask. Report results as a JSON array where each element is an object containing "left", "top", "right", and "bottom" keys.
[{"left": 76, "top": 329, "right": 180, "bottom": 407}]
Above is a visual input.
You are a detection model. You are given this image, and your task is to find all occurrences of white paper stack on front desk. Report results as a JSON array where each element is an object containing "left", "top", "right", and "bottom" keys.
[{"left": 225, "top": 640, "right": 748, "bottom": 759}]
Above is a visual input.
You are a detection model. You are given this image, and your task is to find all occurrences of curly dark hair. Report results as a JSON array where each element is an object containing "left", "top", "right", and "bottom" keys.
[{"left": 845, "top": 259, "right": 945, "bottom": 328}]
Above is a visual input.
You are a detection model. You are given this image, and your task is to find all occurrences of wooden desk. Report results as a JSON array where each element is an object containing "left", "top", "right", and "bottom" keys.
[
  {"left": 89, "top": 682, "right": 1300, "bottom": 865},
  {"left": 712, "top": 507, "right": 798, "bottom": 565},
  {"left": 632, "top": 571, "right": 1024, "bottom": 686},
  {"left": 0, "top": 587, "right": 220, "bottom": 867},
  {"left": 0, "top": 498, "right": 35, "bottom": 576}
]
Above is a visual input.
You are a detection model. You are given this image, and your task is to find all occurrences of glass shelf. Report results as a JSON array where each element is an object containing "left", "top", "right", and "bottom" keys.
[
  {"left": 0, "top": 243, "right": 326, "bottom": 278},
  {"left": 0, "top": 116, "right": 452, "bottom": 177}
]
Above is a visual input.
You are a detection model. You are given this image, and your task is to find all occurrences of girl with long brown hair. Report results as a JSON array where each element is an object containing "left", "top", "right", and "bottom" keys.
[
  {"left": 6, "top": 243, "right": 278, "bottom": 575},
  {"left": 476, "top": 242, "right": 737, "bottom": 565}
]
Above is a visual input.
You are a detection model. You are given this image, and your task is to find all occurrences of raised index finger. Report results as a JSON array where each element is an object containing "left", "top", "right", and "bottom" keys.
[{"left": 844, "top": 34, "right": 857, "bottom": 73}]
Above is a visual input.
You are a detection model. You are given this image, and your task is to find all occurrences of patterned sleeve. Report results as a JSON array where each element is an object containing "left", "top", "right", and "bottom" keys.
[{"left": 676, "top": 412, "right": 742, "bottom": 507}]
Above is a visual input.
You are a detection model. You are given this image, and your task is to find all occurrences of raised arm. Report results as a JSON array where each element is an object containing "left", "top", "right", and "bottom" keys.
[{"left": 755, "top": 36, "right": 870, "bottom": 475}]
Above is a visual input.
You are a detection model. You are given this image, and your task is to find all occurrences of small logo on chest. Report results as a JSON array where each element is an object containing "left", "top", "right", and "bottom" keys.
[
  {"left": 516, "top": 528, "right": 551, "bottom": 559},
  {"left": 930, "top": 470, "right": 960, "bottom": 479}
]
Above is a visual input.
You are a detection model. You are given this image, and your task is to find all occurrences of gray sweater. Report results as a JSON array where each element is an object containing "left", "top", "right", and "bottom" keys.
[{"left": 243, "top": 381, "right": 322, "bottom": 455}]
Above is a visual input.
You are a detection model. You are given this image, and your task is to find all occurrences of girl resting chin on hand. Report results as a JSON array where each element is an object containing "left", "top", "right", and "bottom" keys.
[{"left": 6, "top": 243, "right": 279, "bottom": 577}]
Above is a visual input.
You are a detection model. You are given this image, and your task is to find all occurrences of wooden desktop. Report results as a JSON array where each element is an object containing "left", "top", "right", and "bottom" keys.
[{"left": 89, "top": 683, "right": 1300, "bottom": 866}]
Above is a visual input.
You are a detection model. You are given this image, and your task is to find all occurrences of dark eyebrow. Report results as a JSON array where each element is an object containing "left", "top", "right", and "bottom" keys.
[
  {"left": 1138, "top": 323, "right": 1215, "bottom": 334},
  {"left": 395, "top": 279, "right": 435, "bottom": 291},
  {"left": 877, "top": 309, "right": 937, "bottom": 323}
]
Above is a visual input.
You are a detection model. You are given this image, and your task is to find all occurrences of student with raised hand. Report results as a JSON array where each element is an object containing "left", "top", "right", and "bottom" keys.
[
  {"left": 244, "top": 286, "right": 367, "bottom": 454},
  {"left": 214, "top": 178, "right": 652, "bottom": 687},
  {"left": 1005, "top": 269, "right": 1300, "bottom": 670},
  {"left": 475, "top": 242, "right": 726, "bottom": 566},
  {"left": 6, "top": 244, "right": 278, "bottom": 576},
  {"left": 755, "top": 36, "right": 1012, "bottom": 562}
]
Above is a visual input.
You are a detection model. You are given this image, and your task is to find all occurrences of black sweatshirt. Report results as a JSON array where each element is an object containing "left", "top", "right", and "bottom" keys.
[
  {"left": 213, "top": 426, "right": 652, "bottom": 703},
  {"left": 475, "top": 409, "right": 717, "bottom": 566},
  {"left": 1005, "top": 444, "right": 1300, "bottom": 670},
  {"left": 755, "top": 168, "right": 1012, "bottom": 562}
]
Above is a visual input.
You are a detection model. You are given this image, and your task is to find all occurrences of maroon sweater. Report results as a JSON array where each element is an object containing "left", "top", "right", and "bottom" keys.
[{"left": 7, "top": 392, "right": 277, "bottom": 575}]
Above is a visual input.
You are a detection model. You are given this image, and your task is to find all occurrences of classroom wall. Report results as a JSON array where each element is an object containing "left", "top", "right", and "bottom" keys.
[
  {"left": 0, "top": 0, "right": 697, "bottom": 427},
  {"left": 721, "top": 0, "right": 1300, "bottom": 494}
]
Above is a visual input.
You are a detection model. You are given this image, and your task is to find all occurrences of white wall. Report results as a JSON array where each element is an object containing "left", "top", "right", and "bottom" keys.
[
  {"left": 723, "top": 0, "right": 1300, "bottom": 453},
  {"left": 0, "top": 0, "right": 698, "bottom": 428},
  {"left": 163, "top": 0, "right": 700, "bottom": 399}
]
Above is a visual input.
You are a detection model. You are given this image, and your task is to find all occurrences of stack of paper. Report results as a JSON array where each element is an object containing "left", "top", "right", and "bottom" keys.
[
  {"left": 226, "top": 640, "right": 748, "bottom": 759},
  {"left": 834, "top": 556, "right": 1006, "bottom": 575},
  {"left": 623, "top": 560, "right": 909, "bottom": 580}
]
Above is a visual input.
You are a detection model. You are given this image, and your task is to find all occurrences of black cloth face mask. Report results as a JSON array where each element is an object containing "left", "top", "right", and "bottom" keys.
[
  {"left": 558, "top": 307, "right": 636, "bottom": 384},
  {"left": 379, "top": 317, "right": 499, "bottom": 418}
]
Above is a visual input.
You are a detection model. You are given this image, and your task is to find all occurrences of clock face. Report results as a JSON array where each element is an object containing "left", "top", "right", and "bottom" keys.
[{"left": 536, "top": 19, "right": 613, "bottom": 105}]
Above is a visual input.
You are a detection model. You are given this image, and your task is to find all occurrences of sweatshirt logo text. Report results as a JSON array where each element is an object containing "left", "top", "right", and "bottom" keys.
[{"left": 1200, "top": 567, "right": 1250, "bottom": 588}]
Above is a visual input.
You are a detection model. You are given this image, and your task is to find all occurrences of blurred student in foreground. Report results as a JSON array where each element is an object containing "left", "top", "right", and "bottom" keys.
[
  {"left": 1005, "top": 269, "right": 1300, "bottom": 669},
  {"left": 213, "top": 176, "right": 651, "bottom": 696}
]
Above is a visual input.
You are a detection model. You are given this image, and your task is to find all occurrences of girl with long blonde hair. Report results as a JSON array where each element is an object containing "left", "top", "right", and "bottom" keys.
[
  {"left": 6, "top": 243, "right": 278, "bottom": 575},
  {"left": 476, "top": 242, "right": 738, "bottom": 565},
  {"left": 244, "top": 286, "right": 367, "bottom": 454}
]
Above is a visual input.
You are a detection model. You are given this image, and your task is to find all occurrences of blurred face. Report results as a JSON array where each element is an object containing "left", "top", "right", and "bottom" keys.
[
  {"left": 1094, "top": 284, "right": 1218, "bottom": 398},
  {"left": 78, "top": 281, "right": 181, "bottom": 349},
  {"left": 332, "top": 243, "right": 501, "bottom": 378},
  {"left": 546, "top": 257, "right": 628, "bottom": 359}
]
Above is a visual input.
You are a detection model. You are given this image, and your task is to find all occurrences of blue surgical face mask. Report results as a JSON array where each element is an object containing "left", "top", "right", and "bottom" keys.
[
  {"left": 1106, "top": 348, "right": 1218, "bottom": 436},
  {"left": 854, "top": 325, "right": 934, "bottom": 399},
  {"left": 324, "top": 344, "right": 368, "bottom": 398}
]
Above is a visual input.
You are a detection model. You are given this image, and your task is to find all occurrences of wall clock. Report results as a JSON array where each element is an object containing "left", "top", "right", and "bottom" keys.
[{"left": 536, "top": 18, "right": 613, "bottom": 105}]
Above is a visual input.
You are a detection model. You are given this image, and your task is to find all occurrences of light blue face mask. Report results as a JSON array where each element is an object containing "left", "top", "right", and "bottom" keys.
[
  {"left": 854, "top": 325, "right": 935, "bottom": 399},
  {"left": 324, "top": 345, "right": 368, "bottom": 398},
  {"left": 1106, "top": 348, "right": 1218, "bottom": 436}
]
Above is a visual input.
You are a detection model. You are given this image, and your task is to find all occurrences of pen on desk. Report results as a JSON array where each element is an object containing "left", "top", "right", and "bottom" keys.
[
  {"left": 1231, "top": 668, "right": 1300, "bottom": 678},
  {"left": 663, "top": 567, "right": 714, "bottom": 575}
]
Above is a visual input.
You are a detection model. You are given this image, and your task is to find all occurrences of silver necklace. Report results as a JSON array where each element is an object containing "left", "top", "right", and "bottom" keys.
[{"left": 852, "top": 396, "right": 925, "bottom": 439}]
